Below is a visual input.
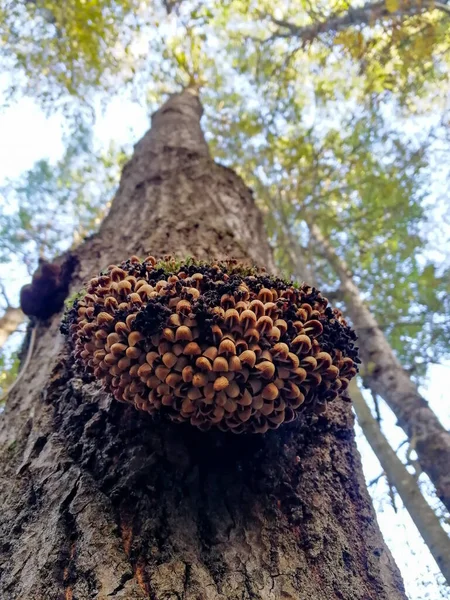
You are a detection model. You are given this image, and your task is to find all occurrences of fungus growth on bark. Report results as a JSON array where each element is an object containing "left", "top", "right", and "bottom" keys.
[{"left": 62, "top": 256, "right": 359, "bottom": 433}]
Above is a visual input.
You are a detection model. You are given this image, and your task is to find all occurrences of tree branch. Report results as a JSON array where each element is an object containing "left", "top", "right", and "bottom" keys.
[{"left": 264, "top": 0, "right": 450, "bottom": 43}]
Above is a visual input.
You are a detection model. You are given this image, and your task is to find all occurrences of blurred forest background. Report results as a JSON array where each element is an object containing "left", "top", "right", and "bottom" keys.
[{"left": 0, "top": 1, "right": 449, "bottom": 598}]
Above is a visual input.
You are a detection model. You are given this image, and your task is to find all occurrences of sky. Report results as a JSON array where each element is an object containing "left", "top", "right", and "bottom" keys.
[{"left": 0, "top": 91, "right": 449, "bottom": 599}]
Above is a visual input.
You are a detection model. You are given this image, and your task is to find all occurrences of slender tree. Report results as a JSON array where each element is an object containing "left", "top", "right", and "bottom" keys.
[
  {"left": 309, "top": 221, "right": 450, "bottom": 514},
  {"left": 0, "top": 89, "right": 407, "bottom": 600},
  {"left": 0, "top": 306, "right": 23, "bottom": 349},
  {"left": 350, "top": 379, "right": 450, "bottom": 584}
]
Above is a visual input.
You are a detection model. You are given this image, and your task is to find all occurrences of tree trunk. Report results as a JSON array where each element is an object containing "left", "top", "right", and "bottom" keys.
[
  {"left": 350, "top": 379, "right": 450, "bottom": 584},
  {"left": 309, "top": 222, "right": 450, "bottom": 515},
  {"left": 0, "top": 306, "right": 24, "bottom": 349},
  {"left": 0, "top": 88, "right": 407, "bottom": 600}
]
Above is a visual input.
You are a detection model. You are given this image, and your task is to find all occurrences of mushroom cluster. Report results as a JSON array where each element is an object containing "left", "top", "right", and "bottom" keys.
[{"left": 64, "top": 256, "right": 359, "bottom": 433}]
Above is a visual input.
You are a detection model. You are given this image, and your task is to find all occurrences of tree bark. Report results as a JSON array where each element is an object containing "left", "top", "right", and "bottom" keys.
[
  {"left": 0, "top": 88, "right": 407, "bottom": 600},
  {"left": 266, "top": 0, "right": 450, "bottom": 42},
  {"left": 350, "top": 379, "right": 450, "bottom": 584},
  {"left": 0, "top": 306, "right": 24, "bottom": 349},
  {"left": 309, "top": 222, "right": 450, "bottom": 515}
]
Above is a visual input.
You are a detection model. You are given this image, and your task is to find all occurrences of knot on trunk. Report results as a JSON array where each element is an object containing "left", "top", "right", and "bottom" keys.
[{"left": 20, "top": 255, "right": 78, "bottom": 320}]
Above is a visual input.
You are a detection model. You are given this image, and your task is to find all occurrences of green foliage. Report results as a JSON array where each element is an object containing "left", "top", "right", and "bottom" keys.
[
  {"left": 0, "top": 127, "right": 128, "bottom": 273},
  {"left": 218, "top": 0, "right": 450, "bottom": 113},
  {"left": 0, "top": 0, "right": 148, "bottom": 110},
  {"left": 64, "top": 288, "right": 87, "bottom": 311}
]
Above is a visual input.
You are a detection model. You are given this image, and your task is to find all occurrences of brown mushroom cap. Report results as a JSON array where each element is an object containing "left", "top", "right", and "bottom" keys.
[{"left": 63, "top": 257, "right": 359, "bottom": 433}]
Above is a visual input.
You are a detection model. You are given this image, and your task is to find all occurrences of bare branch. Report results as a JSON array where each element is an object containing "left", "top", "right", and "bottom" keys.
[
  {"left": 371, "top": 389, "right": 382, "bottom": 424},
  {"left": 0, "top": 282, "right": 11, "bottom": 308},
  {"left": 368, "top": 471, "right": 385, "bottom": 487}
]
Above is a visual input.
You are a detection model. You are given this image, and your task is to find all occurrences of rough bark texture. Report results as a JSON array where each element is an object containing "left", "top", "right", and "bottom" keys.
[
  {"left": 350, "top": 379, "right": 450, "bottom": 584},
  {"left": 0, "top": 306, "right": 24, "bottom": 349},
  {"left": 0, "top": 89, "right": 407, "bottom": 600},
  {"left": 309, "top": 222, "right": 450, "bottom": 515}
]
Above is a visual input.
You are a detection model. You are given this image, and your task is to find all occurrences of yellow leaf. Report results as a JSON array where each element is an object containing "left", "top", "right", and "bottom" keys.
[
  {"left": 385, "top": 0, "right": 399, "bottom": 13},
  {"left": 333, "top": 30, "right": 365, "bottom": 59},
  {"left": 412, "top": 33, "right": 434, "bottom": 59},
  {"left": 333, "top": 31, "right": 347, "bottom": 46}
]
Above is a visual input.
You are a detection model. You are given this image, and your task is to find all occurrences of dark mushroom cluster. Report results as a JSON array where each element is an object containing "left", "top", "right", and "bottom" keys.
[{"left": 63, "top": 256, "right": 359, "bottom": 433}]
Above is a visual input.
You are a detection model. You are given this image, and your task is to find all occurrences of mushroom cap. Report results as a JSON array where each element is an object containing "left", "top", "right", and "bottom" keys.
[{"left": 64, "top": 257, "right": 359, "bottom": 433}]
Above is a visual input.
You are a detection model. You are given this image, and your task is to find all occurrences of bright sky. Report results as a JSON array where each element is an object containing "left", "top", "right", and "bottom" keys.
[{"left": 0, "top": 93, "right": 449, "bottom": 600}]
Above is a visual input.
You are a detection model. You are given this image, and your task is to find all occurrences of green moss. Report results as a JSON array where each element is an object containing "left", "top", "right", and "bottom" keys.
[
  {"left": 154, "top": 256, "right": 194, "bottom": 275},
  {"left": 64, "top": 289, "right": 87, "bottom": 311},
  {"left": 160, "top": 257, "right": 261, "bottom": 277}
]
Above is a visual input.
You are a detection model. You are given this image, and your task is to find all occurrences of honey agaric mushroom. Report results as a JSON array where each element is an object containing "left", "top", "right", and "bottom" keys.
[{"left": 62, "top": 256, "right": 359, "bottom": 433}]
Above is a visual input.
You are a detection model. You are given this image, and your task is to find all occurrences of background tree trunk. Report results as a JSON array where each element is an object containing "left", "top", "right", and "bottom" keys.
[
  {"left": 0, "top": 306, "right": 24, "bottom": 349},
  {"left": 350, "top": 379, "right": 450, "bottom": 584},
  {"left": 309, "top": 221, "right": 450, "bottom": 514},
  {"left": 0, "top": 88, "right": 407, "bottom": 600}
]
